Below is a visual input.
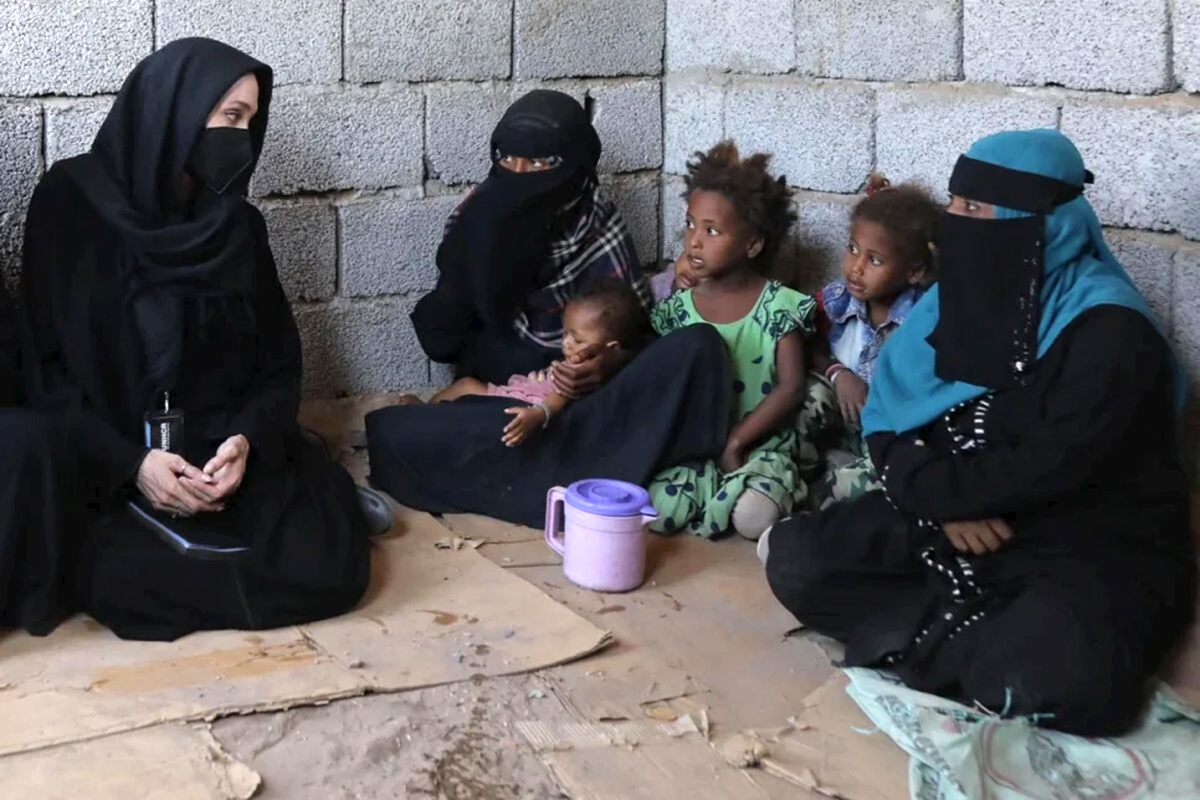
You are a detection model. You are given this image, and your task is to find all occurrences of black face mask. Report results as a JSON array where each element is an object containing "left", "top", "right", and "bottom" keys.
[
  {"left": 188, "top": 127, "right": 254, "bottom": 195},
  {"left": 930, "top": 211, "right": 1044, "bottom": 390}
]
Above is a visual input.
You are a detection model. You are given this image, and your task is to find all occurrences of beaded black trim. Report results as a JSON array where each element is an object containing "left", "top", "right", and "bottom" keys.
[
  {"left": 881, "top": 394, "right": 1000, "bottom": 666},
  {"left": 1009, "top": 260, "right": 1041, "bottom": 386}
]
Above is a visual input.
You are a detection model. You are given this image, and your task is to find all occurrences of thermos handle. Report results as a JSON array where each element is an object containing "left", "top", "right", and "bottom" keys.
[{"left": 544, "top": 486, "right": 567, "bottom": 557}]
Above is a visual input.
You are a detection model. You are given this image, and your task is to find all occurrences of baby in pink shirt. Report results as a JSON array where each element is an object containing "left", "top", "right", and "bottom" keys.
[{"left": 428, "top": 281, "right": 649, "bottom": 446}]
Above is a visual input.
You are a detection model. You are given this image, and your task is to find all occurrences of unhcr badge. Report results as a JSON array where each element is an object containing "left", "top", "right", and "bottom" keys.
[{"left": 144, "top": 391, "right": 185, "bottom": 454}]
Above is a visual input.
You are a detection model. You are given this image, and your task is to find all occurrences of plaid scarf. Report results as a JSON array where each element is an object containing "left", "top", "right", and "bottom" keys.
[{"left": 441, "top": 180, "right": 651, "bottom": 350}]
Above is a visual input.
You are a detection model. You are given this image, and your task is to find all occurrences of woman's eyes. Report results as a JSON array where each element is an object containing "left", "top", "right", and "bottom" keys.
[
  {"left": 495, "top": 153, "right": 562, "bottom": 169},
  {"left": 224, "top": 110, "right": 241, "bottom": 123},
  {"left": 965, "top": 201, "right": 981, "bottom": 212}
]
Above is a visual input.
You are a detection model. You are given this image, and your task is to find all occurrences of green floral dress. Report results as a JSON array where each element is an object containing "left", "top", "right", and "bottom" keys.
[{"left": 648, "top": 281, "right": 837, "bottom": 537}]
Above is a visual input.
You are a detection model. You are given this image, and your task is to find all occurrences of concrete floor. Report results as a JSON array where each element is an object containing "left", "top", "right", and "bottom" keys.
[
  {"left": 238, "top": 396, "right": 1200, "bottom": 800},
  {"left": 211, "top": 504, "right": 840, "bottom": 799},
  {"left": 203, "top": 395, "right": 846, "bottom": 798}
]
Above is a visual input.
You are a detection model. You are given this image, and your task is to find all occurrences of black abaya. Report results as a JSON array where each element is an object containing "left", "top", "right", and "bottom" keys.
[
  {"left": 367, "top": 326, "right": 732, "bottom": 528},
  {"left": 0, "top": 410, "right": 80, "bottom": 635},
  {"left": 0, "top": 286, "right": 81, "bottom": 636},
  {"left": 0, "top": 283, "right": 18, "bottom": 406},
  {"left": 20, "top": 40, "right": 369, "bottom": 641},
  {"left": 766, "top": 307, "right": 1195, "bottom": 736}
]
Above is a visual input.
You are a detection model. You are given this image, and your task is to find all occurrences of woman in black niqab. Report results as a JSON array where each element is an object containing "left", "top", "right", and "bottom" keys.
[
  {"left": 20, "top": 38, "right": 371, "bottom": 641},
  {"left": 411, "top": 89, "right": 648, "bottom": 384}
]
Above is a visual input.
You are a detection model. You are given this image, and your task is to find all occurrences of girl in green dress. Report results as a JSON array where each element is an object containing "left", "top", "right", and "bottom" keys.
[{"left": 649, "top": 141, "right": 835, "bottom": 540}]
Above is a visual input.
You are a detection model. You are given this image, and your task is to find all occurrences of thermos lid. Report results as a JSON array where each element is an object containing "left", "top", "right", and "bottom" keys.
[{"left": 566, "top": 479, "right": 655, "bottom": 517}]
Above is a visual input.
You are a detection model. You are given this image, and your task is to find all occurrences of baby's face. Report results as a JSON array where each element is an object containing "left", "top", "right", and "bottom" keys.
[{"left": 561, "top": 302, "right": 612, "bottom": 361}]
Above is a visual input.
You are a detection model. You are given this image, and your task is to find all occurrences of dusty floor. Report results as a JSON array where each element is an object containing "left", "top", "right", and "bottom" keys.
[
  {"left": 214, "top": 675, "right": 570, "bottom": 800},
  {"left": 198, "top": 396, "right": 844, "bottom": 798},
  {"left": 207, "top": 397, "right": 1200, "bottom": 800},
  {"left": 211, "top": 503, "right": 839, "bottom": 799}
]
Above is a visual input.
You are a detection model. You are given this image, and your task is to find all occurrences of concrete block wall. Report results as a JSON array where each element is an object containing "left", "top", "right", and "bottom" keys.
[
  {"left": 0, "top": 0, "right": 665, "bottom": 397},
  {"left": 3, "top": 2, "right": 1200, "bottom": 397},
  {"left": 662, "top": 0, "right": 1200, "bottom": 390}
]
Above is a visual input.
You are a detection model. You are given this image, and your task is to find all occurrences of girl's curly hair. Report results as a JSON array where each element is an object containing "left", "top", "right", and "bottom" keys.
[
  {"left": 851, "top": 173, "right": 940, "bottom": 278},
  {"left": 683, "top": 140, "right": 797, "bottom": 272}
]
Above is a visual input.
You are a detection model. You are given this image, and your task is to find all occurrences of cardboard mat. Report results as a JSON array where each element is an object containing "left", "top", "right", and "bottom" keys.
[
  {"left": 444, "top": 513, "right": 564, "bottom": 568},
  {"left": 0, "top": 725, "right": 261, "bottom": 800},
  {"left": 521, "top": 673, "right": 908, "bottom": 800},
  {"left": 0, "top": 507, "right": 611, "bottom": 757}
]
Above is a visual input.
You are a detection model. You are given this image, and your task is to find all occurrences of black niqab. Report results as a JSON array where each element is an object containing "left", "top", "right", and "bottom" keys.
[
  {"left": 411, "top": 90, "right": 602, "bottom": 362},
  {"left": 931, "top": 212, "right": 1043, "bottom": 390},
  {"left": 59, "top": 37, "right": 273, "bottom": 396}
]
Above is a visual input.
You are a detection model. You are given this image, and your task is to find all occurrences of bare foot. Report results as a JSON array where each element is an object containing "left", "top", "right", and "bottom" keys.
[{"left": 396, "top": 394, "right": 424, "bottom": 406}]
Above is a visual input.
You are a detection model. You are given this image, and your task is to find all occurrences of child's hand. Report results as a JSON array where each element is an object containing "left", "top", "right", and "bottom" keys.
[
  {"left": 833, "top": 370, "right": 869, "bottom": 428},
  {"left": 502, "top": 406, "right": 547, "bottom": 447},
  {"left": 719, "top": 439, "right": 748, "bottom": 474},
  {"left": 673, "top": 253, "right": 700, "bottom": 291}
]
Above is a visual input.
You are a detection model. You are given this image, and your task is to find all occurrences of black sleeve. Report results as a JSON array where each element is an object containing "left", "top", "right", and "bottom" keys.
[
  {"left": 0, "top": 283, "right": 19, "bottom": 406},
  {"left": 868, "top": 307, "right": 1170, "bottom": 521},
  {"left": 21, "top": 171, "right": 148, "bottom": 493},
  {"left": 224, "top": 207, "right": 302, "bottom": 466}
]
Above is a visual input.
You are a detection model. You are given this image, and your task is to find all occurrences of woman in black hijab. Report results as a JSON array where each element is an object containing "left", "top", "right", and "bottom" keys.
[
  {"left": 411, "top": 89, "right": 650, "bottom": 386},
  {"left": 371, "top": 94, "right": 733, "bottom": 529},
  {"left": 20, "top": 38, "right": 371, "bottom": 641},
  {"left": 0, "top": 283, "right": 79, "bottom": 635}
]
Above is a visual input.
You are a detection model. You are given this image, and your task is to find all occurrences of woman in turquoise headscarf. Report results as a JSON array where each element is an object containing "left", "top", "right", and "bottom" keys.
[{"left": 764, "top": 130, "right": 1195, "bottom": 736}]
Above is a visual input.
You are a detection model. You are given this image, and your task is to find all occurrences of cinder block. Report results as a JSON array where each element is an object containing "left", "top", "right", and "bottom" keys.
[
  {"left": 600, "top": 174, "right": 660, "bottom": 266},
  {"left": 346, "top": 0, "right": 511, "bottom": 82},
  {"left": 254, "top": 86, "right": 424, "bottom": 196},
  {"left": 590, "top": 80, "right": 662, "bottom": 174},
  {"left": 784, "top": 191, "right": 855, "bottom": 291},
  {"left": 339, "top": 194, "right": 464, "bottom": 297},
  {"left": 877, "top": 86, "right": 1059, "bottom": 200},
  {"left": 666, "top": 0, "right": 794, "bottom": 74},
  {"left": 45, "top": 98, "right": 113, "bottom": 166},
  {"left": 963, "top": 0, "right": 1170, "bottom": 93},
  {"left": 663, "top": 78, "right": 725, "bottom": 176},
  {"left": 295, "top": 298, "right": 430, "bottom": 397},
  {"left": 0, "top": 215, "right": 25, "bottom": 294},
  {"left": 1175, "top": 0, "right": 1200, "bottom": 93},
  {"left": 430, "top": 361, "right": 456, "bottom": 388},
  {"left": 1171, "top": 245, "right": 1200, "bottom": 389},
  {"left": 724, "top": 78, "right": 873, "bottom": 193},
  {"left": 157, "top": 0, "right": 340, "bottom": 85},
  {"left": 796, "top": 0, "right": 961, "bottom": 81},
  {"left": 515, "top": 0, "right": 664, "bottom": 78},
  {"left": 0, "top": 103, "right": 41, "bottom": 217},
  {"left": 0, "top": 0, "right": 151, "bottom": 96},
  {"left": 256, "top": 200, "right": 337, "bottom": 302},
  {"left": 425, "top": 83, "right": 514, "bottom": 186},
  {"left": 1106, "top": 229, "right": 1177, "bottom": 334},
  {"left": 660, "top": 175, "right": 688, "bottom": 261},
  {"left": 0, "top": 103, "right": 40, "bottom": 287},
  {"left": 1061, "top": 99, "right": 1200, "bottom": 242}
]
